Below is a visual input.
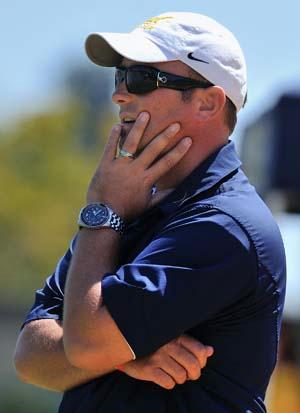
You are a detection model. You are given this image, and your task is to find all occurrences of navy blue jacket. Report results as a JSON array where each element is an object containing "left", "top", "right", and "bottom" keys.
[{"left": 23, "top": 141, "right": 286, "bottom": 413}]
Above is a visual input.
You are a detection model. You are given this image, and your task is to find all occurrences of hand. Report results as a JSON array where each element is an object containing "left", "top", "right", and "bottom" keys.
[
  {"left": 87, "top": 112, "right": 192, "bottom": 222},
  {"left": 116, "top": 334, "right": 213, "bottom": 390}
]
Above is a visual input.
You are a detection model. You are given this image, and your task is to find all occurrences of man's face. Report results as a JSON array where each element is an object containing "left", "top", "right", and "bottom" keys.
[{"left": 112, "top": 58, "right": 197, "bottom": 154}]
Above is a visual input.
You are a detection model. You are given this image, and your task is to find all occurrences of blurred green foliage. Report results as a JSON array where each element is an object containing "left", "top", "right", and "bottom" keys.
[
  {"left": 0, "top": 61, "right": 115, "bottom": 413},
  {"left": 0, "top": 100, "right": 116, "bottom": 310},
  {"left": 1, "top": 384, "right": 61, "bottom": 413}
]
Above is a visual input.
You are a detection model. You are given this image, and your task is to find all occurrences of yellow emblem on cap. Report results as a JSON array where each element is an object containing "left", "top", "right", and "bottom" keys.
[{"left": 140, "top": 16, "right": 173, "bottom": 30}]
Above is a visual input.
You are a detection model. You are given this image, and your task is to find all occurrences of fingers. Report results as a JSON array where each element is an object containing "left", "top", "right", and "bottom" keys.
[
  {"left": 121, "top": 112, "right": 150, "bottom": 154},
  {"left": 102, "top": 124, "right": 122, "bottom": 161},
  {"left": 137, "top": 123, "right": 181, "bottom": 166},
  {"left": 121, "top": 356, "right": 177, "bottom": 390},
  {"left": 117, "top": 337, "right": 214, "bottom": 390},
  {"left": 148, "top": 137, "right": 192, "bottom": 183},
  {"left": 179, "top": 335, "right": 214, "bottom": 371},
  {"left": 152, "top": 369, "right": 176, "bottom": 390},
  {"left": 164, "top": 340, "right": 202, "bottom": 381},
  {"left": 156, "top": 354, "right": 188, "bottom": 385},
  {"left": 206, "top": 346, "right": 214, "bottom": 357}
]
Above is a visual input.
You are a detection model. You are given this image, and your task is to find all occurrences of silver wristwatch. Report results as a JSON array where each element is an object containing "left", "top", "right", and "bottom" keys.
[{"left": 78, "top": 203, "right": 125, "bottom": 234}]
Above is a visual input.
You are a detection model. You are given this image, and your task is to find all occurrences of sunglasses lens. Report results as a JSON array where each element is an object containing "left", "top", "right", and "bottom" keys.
[
  {"left": 115, "top": 66, "right": 212, "bottom": 95},
  {"left": 126, "top": 67, "right": 157, "bottom": 94},
  {"left": 115, "top": 68, "right": 125, "bottom": 88}
]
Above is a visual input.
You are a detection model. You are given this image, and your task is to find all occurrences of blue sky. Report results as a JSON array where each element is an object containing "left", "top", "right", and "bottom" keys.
[
  {"left": 1, "top": 0, "right": 300, "bottom": 139},
  {"left": 1, "top": 1, "right": 299, "bottom": 313}
]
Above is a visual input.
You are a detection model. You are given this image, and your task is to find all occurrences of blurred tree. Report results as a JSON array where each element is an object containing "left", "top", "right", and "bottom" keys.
[
  {"left": 0, "top": 100, "right": 116, "bottom": 311},
  {"left": 0, "top": 60, "right": 117, "bottom": 412},
  {"left": 63, "top": 64, "right": 115, "bottom": 150}
]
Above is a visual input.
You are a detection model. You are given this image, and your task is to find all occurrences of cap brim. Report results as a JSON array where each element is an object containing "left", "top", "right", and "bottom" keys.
[{"left": 85, "top": 32, "right": 170, "bottom": 67}]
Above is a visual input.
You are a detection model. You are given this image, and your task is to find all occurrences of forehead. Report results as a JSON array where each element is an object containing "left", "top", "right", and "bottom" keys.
[{"left": 120, "top": 57, "right": 192, "bottom": 77}]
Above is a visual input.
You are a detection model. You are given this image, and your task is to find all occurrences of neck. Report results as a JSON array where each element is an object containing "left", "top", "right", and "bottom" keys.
[{"left": 156, "top": 136, "right": 228, "bottom": 192}]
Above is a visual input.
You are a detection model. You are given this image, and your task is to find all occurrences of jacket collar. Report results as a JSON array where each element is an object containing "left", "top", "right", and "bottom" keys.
[{"left": 157, "top": 140, "right": 241, "bottom": 216}]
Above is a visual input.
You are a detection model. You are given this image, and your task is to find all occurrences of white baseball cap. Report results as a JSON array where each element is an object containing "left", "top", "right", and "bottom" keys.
[{"left": 85, "top": 12, "right": 247, "bottom": 111}]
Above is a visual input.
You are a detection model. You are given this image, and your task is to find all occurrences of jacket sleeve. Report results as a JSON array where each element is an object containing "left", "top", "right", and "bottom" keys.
[
  {"left": 21, "top": 236, "right": 77, "bottom": 329},
  {"left": 101, "top": 209, "right": 257, "bottom": 357}
]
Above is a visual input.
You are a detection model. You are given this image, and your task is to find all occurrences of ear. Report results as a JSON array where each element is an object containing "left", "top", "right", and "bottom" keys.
[{"left": 194, "top": 86, "right": 226, "bottom": 121}]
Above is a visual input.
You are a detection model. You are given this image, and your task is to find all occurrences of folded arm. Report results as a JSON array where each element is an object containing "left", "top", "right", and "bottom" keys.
[
  {"left": 14, "top": 318, "right": 213, "bottom": 392},
  {"left": 13, "top": 319, "right": 105, "bottom": 392}
]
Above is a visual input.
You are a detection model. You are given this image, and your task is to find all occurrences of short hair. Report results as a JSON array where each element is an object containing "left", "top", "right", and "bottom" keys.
[{"left": 182, "top": 68, "right": 238, "bottom": 136}]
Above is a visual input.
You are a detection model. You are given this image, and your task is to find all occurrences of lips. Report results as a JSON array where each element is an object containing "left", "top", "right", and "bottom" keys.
[
  {"left": 120, "top": 113, "right": 137, "bottom": 125},
  {"left": 123, "top": 116, "right": 136, "bottom": 122}
]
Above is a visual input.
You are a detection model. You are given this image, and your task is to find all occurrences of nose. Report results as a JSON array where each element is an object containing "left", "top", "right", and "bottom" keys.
[{"left": 112, "top": 82, "right": 134, "bottom": 105}]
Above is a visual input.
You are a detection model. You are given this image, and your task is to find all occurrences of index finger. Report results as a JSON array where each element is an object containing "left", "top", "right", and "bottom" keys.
[
  {"left": 102, "top": 124, "right": 122, "bottom": 161},
  {"left": 121, "top": 112, "right": 150, "bottom": 155}
]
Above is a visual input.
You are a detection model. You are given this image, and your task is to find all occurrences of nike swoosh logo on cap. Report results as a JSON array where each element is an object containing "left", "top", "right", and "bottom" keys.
[{"left": 187, "top": 52, "right": 209, "bottom": 64}]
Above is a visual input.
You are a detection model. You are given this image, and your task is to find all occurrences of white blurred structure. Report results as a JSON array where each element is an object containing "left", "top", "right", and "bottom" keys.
[{"left": 276, "top": 213, "right": 300, "bottom": 321}]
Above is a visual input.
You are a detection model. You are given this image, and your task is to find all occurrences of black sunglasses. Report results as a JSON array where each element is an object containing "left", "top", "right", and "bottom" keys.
[{"left": 115, "top": 65, "right": 213, "bottom": 95}]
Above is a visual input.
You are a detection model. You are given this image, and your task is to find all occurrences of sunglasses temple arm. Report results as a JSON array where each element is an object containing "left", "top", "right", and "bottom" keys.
[
  {"left": 157, "top": 71, "right": 212, "bottom": 90},
  {"left": 157, "top": 72, "right": 168, "bottom": 87}
]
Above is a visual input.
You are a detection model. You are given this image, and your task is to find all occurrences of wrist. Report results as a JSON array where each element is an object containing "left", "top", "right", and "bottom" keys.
[
  {"left": 86, "top": 195, "right": 126, "bottom": 220},
  {"left": 78, "top": 203, "right": 125, "bottom": 235},
  {"left": 115, "top": 364, "right": 125, "bottom": 372}
]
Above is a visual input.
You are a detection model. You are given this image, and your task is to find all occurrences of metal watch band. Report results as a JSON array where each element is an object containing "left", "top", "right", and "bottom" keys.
[
  {"left": 78, "top": 203, "right": 125, "bottom": 235},
  {"left": 110, "top": 211, "right": 125, "bottom": 235}
]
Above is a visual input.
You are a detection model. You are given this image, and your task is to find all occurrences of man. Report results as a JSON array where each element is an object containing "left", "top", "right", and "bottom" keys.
[{"left": 14, "top": 12, "right": 286, "bottom": 412}]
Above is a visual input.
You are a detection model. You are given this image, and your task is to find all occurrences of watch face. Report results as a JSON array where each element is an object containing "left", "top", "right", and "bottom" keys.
[{"left": 81, "top": 204, "right": 109, "bottom": 227}]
